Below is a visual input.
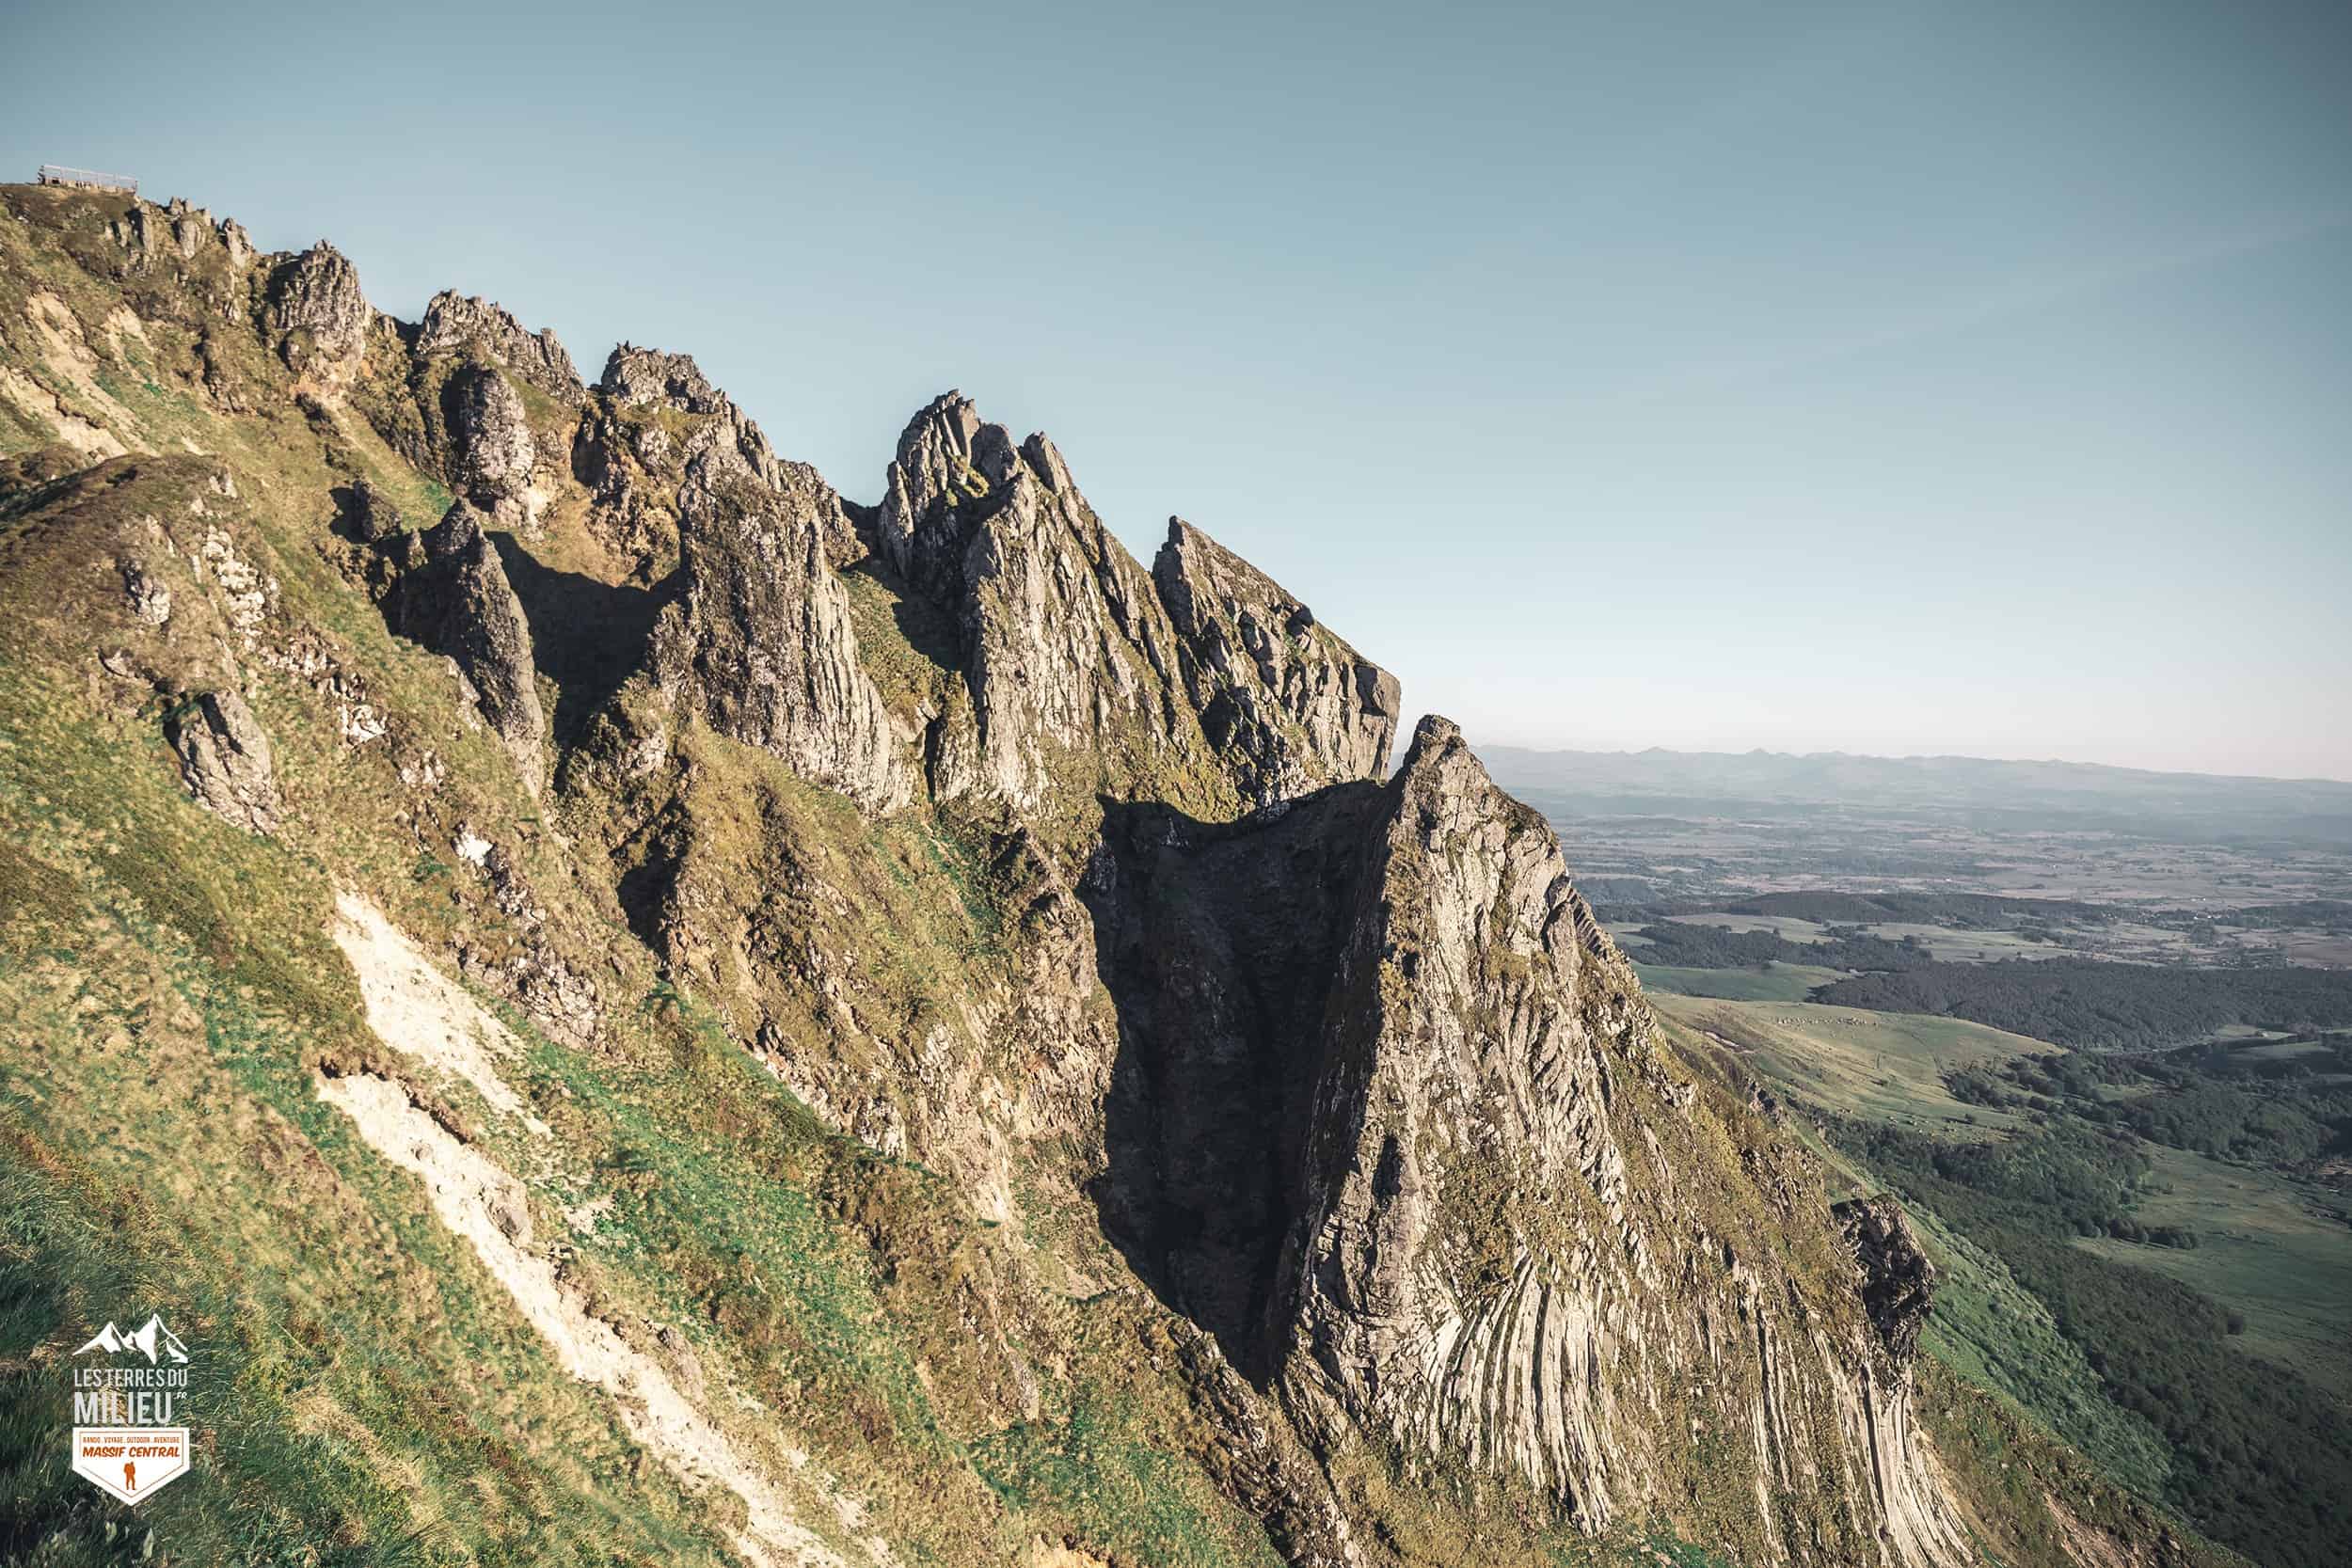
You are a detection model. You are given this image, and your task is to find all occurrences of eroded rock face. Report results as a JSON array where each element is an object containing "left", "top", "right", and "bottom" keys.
[
  {"left": 449, "top": 366, "right": 538, "bottom": 526},
  {"left": 877, "top": 391, "right": 994, "bottom": 602},
  {"left": 582, "top": 346, "right": 861, "bottom": 569},
  {"left": 378, "top": 502, "right": 547, "bottom": 791},
  {"left": 649, "top": 466, "right": 910, "bottom": 813},
  {"left": 416, "top": 292, "right": 583, "bottom": 400},
  {"left": 1836, "top": 1196, "right": 1937, "bottom": 1364},
  {"left": 1153, "top": 517, "right": 1399, "bottom": 805},
  {"left": 165, "top": 688, "right": 279, "bottom": 833},
  {"left": 261, "top": 242, "right": 369, "bottom": 388},
  {"left": 1088, "top": 781, "right": 1390, "bottom": 1372},
  {"left": 874, "top": 394, "right": 1399, "bottom": 816},
  {"left": 874, "top": 395, "right": 1230, "bottom": 812},
  {"left": 575, "top": 345, "right": 903, "bottom": 809}
]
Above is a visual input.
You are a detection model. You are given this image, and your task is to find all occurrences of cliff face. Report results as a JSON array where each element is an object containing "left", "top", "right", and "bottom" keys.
[
  {"left": 1088, "top": 718, "right": 1972, "bottom": 1567},
  {"left": 1291, "top": 721, "right": 1969, "bottom": 1562},
  {"left": 0, "top": 179, "right": 2171, "bottom": 1568}
]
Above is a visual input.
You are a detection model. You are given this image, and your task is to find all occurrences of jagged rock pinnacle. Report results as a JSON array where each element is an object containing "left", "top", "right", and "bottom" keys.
[
  {"left": 416, "top": 292, "right": 584, "bottom": 401},
  {"left": 599, "top": 344, "right": 725, "bottom": 414},
  {"left": 262, "top": 241, "right": 369, "bottom": 388},
  {"left": 1154, "top": 517, "right": 1401, "bottom": 805}
]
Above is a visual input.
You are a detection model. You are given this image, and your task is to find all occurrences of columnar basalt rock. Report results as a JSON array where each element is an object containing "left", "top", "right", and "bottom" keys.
[
  {"left": 1091, "top": 715, "right": 1973, "bottom": 1565},
  {"left": 1273, "top": 719, "right": 1970, "bottom": 1563},
  {"left": 1153, "top": 517, "right": 1399, "bottom": 805}
]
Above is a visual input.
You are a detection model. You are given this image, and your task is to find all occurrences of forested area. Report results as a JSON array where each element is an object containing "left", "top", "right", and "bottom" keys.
[
  {"left": 1621, "top": 919, "right": 1935, "bottom": 973},
  {"left": 1724, "top": 891, "right": 2113, "bottom": 927},
  {"left": 1947, "top": 1038, "right": 2352, "bottom": 1167},
  {"left": 1841, "top": 1116, "right": 2352, "bottom": 1567},
  {"left": 1814, "top": 958, "right": 2352, "bottom": 1050}
]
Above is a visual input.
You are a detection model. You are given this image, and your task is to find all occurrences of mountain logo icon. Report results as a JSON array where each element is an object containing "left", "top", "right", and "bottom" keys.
[{"left": 73, "top": 1315, "right": 189, "bottom": 1366}]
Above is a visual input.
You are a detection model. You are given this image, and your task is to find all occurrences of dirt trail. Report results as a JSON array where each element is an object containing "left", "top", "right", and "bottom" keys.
[
  {"left": 318, "top": 1070, "right": 851, "bottom": 1568},
  {"left": 327, "top": 892, "right": 548, "bottom": 1134}
]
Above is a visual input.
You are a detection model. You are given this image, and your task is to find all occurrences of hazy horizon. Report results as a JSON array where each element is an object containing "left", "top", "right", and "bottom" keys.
[
  {"left": 1466, "top": 734, "right": 2352, "bottom": 788},
  {"left": 7, "top": 0, "right": 2346, "bottom": 777}
]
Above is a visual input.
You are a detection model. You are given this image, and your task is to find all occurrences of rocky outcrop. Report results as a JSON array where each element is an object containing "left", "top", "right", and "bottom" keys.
[
  {"left": 575, "top": 345, "right": 904, "bottom": 808},
  {"left": 873, "top": 395, "right": 1398, "bottom": 816},
  {"left": 165, "top": 688, "right": 280, "bottom": 833},
  {"left": 581, "top": 346, "right": 860, "bottom": 570},
  {"left": 261, "top": 242, "right": 369, "bottom": 388},
  {"left": 448, "top": 365, "right": 540, "bottom": 528},
  {"left": 599, "top": 343, "right": 728, "bottom": 415},
  {"left": 101, "top": 196, "right": 253, "bottom": 297},
  {"left": 648, "top": 465, "right": 910, "bottom": 813},
  {"left": 415, "top": 292, "right": 583, "bottom": 400},
  {"left": 1836, "top": 1196, "right": 1937, "bottom": 1364},
  {"left": 874, "top": 394, "right": 1231, "bottom": 813},
  {"left": 377, "top": 502, "right": 547, "bottom": 791},
  {"left": 343, "top": 478, "right": 403, "bottom": 545},
  {"left": 876, "top": 391, "right": 998, "bottom": 602},
  {"left": 1153, "top": 518, "right": 1398, "bottom": 805}
]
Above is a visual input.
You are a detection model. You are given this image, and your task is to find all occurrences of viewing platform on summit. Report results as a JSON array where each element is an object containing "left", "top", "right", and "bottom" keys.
[{"left": 36, "top": 165, "right": 138, "bottom": 195}]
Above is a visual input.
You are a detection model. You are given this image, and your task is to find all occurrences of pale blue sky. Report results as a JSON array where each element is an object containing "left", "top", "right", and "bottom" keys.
[{"left": 7, "top": 0, "right": 2347, "bottom": 777}]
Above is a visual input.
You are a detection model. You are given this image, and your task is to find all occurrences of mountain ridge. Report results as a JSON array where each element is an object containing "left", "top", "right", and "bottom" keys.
[{"left": 0, "top": 177, "right": 2240, "bottom": 1568}]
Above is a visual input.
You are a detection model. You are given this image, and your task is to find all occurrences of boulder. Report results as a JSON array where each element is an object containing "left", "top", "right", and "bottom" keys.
[
  {"left": 344, "top": 478, "right": 402, "bottom": 545},
  {"left": 165, "top": 689, "right": 280, "bottom": 833}
]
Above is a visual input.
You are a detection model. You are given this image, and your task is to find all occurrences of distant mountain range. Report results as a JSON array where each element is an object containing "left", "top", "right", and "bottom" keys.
[{"left": 1476, "top": 743, "right": 2352, "bottom": 841}]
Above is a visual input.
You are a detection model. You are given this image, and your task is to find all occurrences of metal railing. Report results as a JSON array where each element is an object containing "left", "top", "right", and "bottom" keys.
[{"left": 37, "top": 165, "right": 138, "bottom": 195}]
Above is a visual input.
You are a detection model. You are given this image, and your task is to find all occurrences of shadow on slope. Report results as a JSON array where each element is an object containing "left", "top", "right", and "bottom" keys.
[
  {"left": 491, "top": 533, "right": 677, "bottom": 747},
  {"left": 1082, "top": 783, "right": 1387, "bottom": 1384}
]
